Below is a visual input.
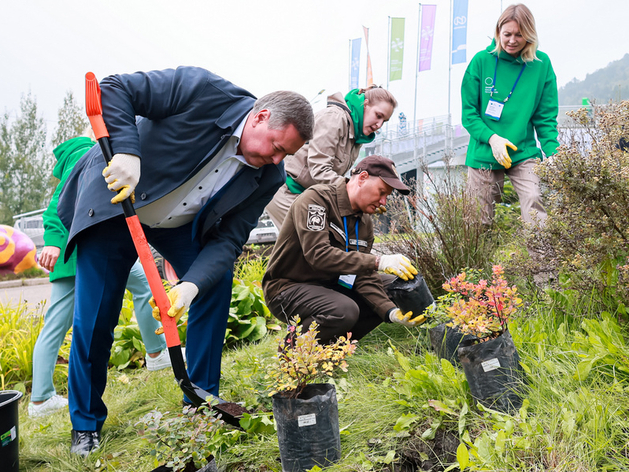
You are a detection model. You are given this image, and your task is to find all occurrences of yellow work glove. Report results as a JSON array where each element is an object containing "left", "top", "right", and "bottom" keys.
[
  {"left": 102, "top": 153, "right": 141, "bottom": 204},
  {"left": 488, "top": 134, "right": 517, "bottom": 169},
  {"left": 378, "top": 254, "right": 418, "bottom": 281},
  {"left": 388, "top": 308, "right": 426, "bottom": 327},
  {"left": 150, "top": 281, "right": 199, "bottom": 335},
  {"left": 374, "top": 205, "right": 387, "bottom": 215}
]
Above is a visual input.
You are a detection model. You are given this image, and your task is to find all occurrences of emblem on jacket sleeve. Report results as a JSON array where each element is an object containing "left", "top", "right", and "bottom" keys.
[{"left": 307, "top": 204, "right": 326, "bottom": 231}]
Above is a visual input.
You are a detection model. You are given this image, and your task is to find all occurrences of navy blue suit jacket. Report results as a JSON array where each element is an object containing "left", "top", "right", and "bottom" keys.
[{"left": 58, "top": 67, "right": 285, "bottom": 292}]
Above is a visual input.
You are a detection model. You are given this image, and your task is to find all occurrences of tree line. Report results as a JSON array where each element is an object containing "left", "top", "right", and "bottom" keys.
[
  {"left": 0, "top": 92, "right": 88, "bottom": 225},
  {"left": 558, "top": 53, "right": 629, "bottom": 106}
]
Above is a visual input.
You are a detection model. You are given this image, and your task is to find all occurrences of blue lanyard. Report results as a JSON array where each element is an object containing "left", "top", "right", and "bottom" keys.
[
  {"left": 343, "top": 217, "right": 360, "bottom": 253},
  {"left": 490, "top": 56, "right": 526, "bottom": 103}
]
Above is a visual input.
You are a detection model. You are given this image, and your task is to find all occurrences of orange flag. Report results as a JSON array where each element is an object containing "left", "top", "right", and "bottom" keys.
[{"left": 363, "top": 26, "right": 373, "bottom": 86}]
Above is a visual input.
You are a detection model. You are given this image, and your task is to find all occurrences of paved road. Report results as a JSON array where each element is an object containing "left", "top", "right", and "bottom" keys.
[{"left": 0, "top": 279, "right": 52, "bottom": 311}]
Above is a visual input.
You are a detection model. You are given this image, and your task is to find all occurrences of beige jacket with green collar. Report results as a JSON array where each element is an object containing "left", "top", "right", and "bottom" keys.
[{"left": 265, "top": 92, "right": 362, "bottom": 229}]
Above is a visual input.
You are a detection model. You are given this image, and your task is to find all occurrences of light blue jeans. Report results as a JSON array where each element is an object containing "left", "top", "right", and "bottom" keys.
[{"left": 30, "top": 260, "right": 166, "bottom": 402}]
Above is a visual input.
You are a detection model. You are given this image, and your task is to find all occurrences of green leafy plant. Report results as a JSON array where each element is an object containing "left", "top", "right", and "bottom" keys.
[
  {"left": 226, "top": 279, "right": 279, "bottom": 345},
  {"left": 266, "top": 317, "right": 357, "bottom": 398},
  {"left": 137, "top": 405, "right": 240, "bottom": 472},
  {"left": 441, "top": 265, "right": 522, "bottom": 340},
  {"left": 110, "top": 290, "right": 149, "bottom": 369}
]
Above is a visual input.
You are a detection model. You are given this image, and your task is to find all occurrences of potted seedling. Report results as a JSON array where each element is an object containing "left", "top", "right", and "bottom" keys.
[
  {"left": 440, "top": 265, "right": 525, "bottom": 413},
  {"left": 137, "top": 404, "right": 240, "bottom": 472},
  {"left": 266, "top": 318, "right": 357, "bottom": 472}
]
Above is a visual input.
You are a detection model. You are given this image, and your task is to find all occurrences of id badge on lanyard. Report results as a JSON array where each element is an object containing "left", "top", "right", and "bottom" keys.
[
  {"left": 485, "top": 56, "right": 525, "bottom": 122},
  {"left": 338, "top": 217, "right": 359, "bottom": 290},
  {"left": 485, "top": 99, "right": 504, "bottom": 121}
]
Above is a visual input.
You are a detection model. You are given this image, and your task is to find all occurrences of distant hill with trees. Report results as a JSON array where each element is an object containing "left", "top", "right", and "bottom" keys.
[{"left": 558, "top": 53, "right": 629, "bottom": 106}]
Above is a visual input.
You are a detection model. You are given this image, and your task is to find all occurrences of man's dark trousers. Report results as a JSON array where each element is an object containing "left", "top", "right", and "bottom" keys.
[{"left": 68, "top": 216, "right": 231, "bottom": 432}]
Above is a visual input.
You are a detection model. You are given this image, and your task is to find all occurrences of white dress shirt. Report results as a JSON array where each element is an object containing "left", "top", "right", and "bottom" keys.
[{"left": 136, "top": 113, "right": 257, "bottom": 228}]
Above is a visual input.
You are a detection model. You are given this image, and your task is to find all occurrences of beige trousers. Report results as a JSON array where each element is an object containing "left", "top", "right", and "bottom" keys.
[
  {"left": 265, "top": 184, "right": 298, "bottom": 231},
  {"left": 467, "top": 158, "right": 546, "bottom": 226}
]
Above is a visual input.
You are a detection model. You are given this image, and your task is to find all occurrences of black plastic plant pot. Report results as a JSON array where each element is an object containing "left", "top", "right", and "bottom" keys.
[
  {"left": 0, "top": 390, "right": 23, "bottom": 472},
  {"left": 458, "top": 329, "right": 525, "bottom": 414},
  {"left": 385, "top": 273, "right": 435, "bottom": 316},
  {"left": 272, "top": 383, "right": 341, "bottom": 472},
  {"left": 428, "top": 323, "right": 478, "bottom": 366}
]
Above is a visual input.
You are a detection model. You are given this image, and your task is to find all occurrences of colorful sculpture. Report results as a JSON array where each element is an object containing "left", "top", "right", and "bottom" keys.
[{"left": 0, "top": 225, "right": 39, "bottom": 275}]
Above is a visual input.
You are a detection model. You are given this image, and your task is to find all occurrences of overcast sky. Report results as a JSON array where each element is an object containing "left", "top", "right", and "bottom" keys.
[{"left": 1, "top": 0, "right": 627, "bottom": 137}]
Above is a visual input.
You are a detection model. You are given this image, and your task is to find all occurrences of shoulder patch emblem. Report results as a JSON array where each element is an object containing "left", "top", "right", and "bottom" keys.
[{"left": 307, "top": 204, "right": 326, "bottom": 231}]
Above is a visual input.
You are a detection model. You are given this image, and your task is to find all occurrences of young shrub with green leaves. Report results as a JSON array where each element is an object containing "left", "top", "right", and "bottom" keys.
[
  {"left": 266, "top": 317, "right": 357, "bottom": 398},
  {"left": 136, "top": 405, "right": 240, "bottom": 471}
]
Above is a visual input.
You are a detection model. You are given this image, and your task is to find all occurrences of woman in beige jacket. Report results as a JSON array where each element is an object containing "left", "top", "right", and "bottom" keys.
[{"left": 265, "top": 86, "right": 397, "bottom": 229}]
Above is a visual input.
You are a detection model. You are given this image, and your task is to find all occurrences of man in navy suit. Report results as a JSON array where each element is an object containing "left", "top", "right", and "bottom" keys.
[{"left": 58, "top": 66, "right": 314, "bottom": 455}]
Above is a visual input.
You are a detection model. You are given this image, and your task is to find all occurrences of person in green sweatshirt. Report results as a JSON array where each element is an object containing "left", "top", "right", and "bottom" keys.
[
  {"left": 461, "top": 3, "right": 559, "bottom": 226},
  {"left": 29, "top": 130, "right": 170, "bottom": 419}
]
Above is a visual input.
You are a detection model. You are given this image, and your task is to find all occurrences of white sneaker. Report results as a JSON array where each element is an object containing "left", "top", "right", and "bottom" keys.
[
  {"left": 28, "top": 395, "right": 68, "bottom": 417},
  {"left": 146, "top": 349, "right": 172, "bottom": 371}
]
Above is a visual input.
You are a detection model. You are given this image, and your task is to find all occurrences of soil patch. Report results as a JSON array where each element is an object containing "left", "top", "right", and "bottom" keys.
[{"left": 392, "top": 428, "right": 460, "bottom": 471}]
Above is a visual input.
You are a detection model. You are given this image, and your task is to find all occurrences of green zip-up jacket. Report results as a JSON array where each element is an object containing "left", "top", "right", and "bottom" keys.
[
  {"left": 43, "top": 137, "right": 95, "bottom": 281},
  {"left": 461, "top": 41, "right": 559, "bottom": 169}
]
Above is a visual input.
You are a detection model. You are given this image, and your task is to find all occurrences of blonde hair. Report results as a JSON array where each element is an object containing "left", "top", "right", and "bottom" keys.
[
  {"left": 358, "top": 85, "right": 398, "bottom": 109},
  {"left": 493, "top": 3, "right": 538, "bottom": 62}
]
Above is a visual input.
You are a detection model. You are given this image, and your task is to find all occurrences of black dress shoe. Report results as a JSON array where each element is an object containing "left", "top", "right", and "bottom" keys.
[{"left": 70, "top": 430, "right": 101, "bottom": 456}]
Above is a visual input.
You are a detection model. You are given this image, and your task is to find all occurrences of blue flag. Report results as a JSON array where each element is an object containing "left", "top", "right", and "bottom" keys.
[
  {"left": 350, "top": 38, "right": 361, "bottom": 89},
  {"left": 451, "top": 0, "right": 468, "bottom": 65}
]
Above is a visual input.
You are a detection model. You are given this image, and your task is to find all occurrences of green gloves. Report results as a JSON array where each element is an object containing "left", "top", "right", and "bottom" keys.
[
  {"left": 488, "top": 134, "right": 517, "bottom": 169},
  {"left": 102, "top": 153, "right": 141, "bottom": 204},
  {"left": 150, "top": 281, "right": 199, "bottom": 335},
  {"left": 388, "top": 308, "right": 426, "bottom": 327},
  {"left": 378, "top": 254, "right": 418, "bottom": 281}
]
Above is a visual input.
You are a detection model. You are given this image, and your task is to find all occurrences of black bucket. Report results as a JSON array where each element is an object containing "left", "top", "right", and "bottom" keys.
[
  {"left": 385, "top": 274, "right": 434, "bottom": 316},
  {"left": 272, "top": 383, "right": 341, "bottom": 472},
  {"left": 0, "top": 390, "right": 23, "bottom": 472}
]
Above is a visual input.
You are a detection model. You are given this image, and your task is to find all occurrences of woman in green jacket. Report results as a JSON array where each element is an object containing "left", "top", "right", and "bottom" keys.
[
  {"left": 29, "top": 132, "right": 170, "bottom": 418},
  {"left": 461, "top": 3, "right": 558, "bottom": 226}
]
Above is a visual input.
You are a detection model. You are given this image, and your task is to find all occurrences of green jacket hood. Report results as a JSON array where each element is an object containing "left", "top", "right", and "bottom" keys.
[{"left": 52, "top": 137, "right": 95, "bottom": 180}]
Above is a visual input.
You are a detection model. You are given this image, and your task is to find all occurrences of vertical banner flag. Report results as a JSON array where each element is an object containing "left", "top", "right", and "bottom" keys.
[
  {"left": 350, "top": 38, "right": 361, "bottom": 89},
  {"left": 363, "top": 26, "right": 374, "bottom": 86},
  {"left": 389, "top": 17, "right": 405, "bottom": 81},
  {"left": 451, "top": 0, "right": 468, "bottom": 65},
  {"left": 419, "top": 5, "right": 437, "bottom": 72}
]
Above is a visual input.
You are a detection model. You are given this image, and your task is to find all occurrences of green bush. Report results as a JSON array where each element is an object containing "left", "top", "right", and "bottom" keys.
[{"left": 530, "top": 101, "right": 629, "bottom": 302}]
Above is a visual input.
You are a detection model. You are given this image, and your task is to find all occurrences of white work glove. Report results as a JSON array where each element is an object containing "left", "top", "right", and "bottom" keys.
[
  {"left": 378, "top": 254, "right": 418, "bottom": 281},
  {"left": 102, "top": 153, "right": 141, "bottom": 204},
  {"left": 488, "top": 134, "right": 517, "bottom": 169},
  {"left": 150, "top": 281, "right": 199, "bottom": 334},
  {"left": 388, "top": 308, "right": 426, "bottom": 327}
]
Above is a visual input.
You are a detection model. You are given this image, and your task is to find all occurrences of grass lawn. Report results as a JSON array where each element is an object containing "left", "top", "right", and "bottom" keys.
[
  {"left": 17, "top": 322, "right": 423, "bottom": 472},
  {"left": 12, "top": 297, "right": 629, "bottom": 472}
]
